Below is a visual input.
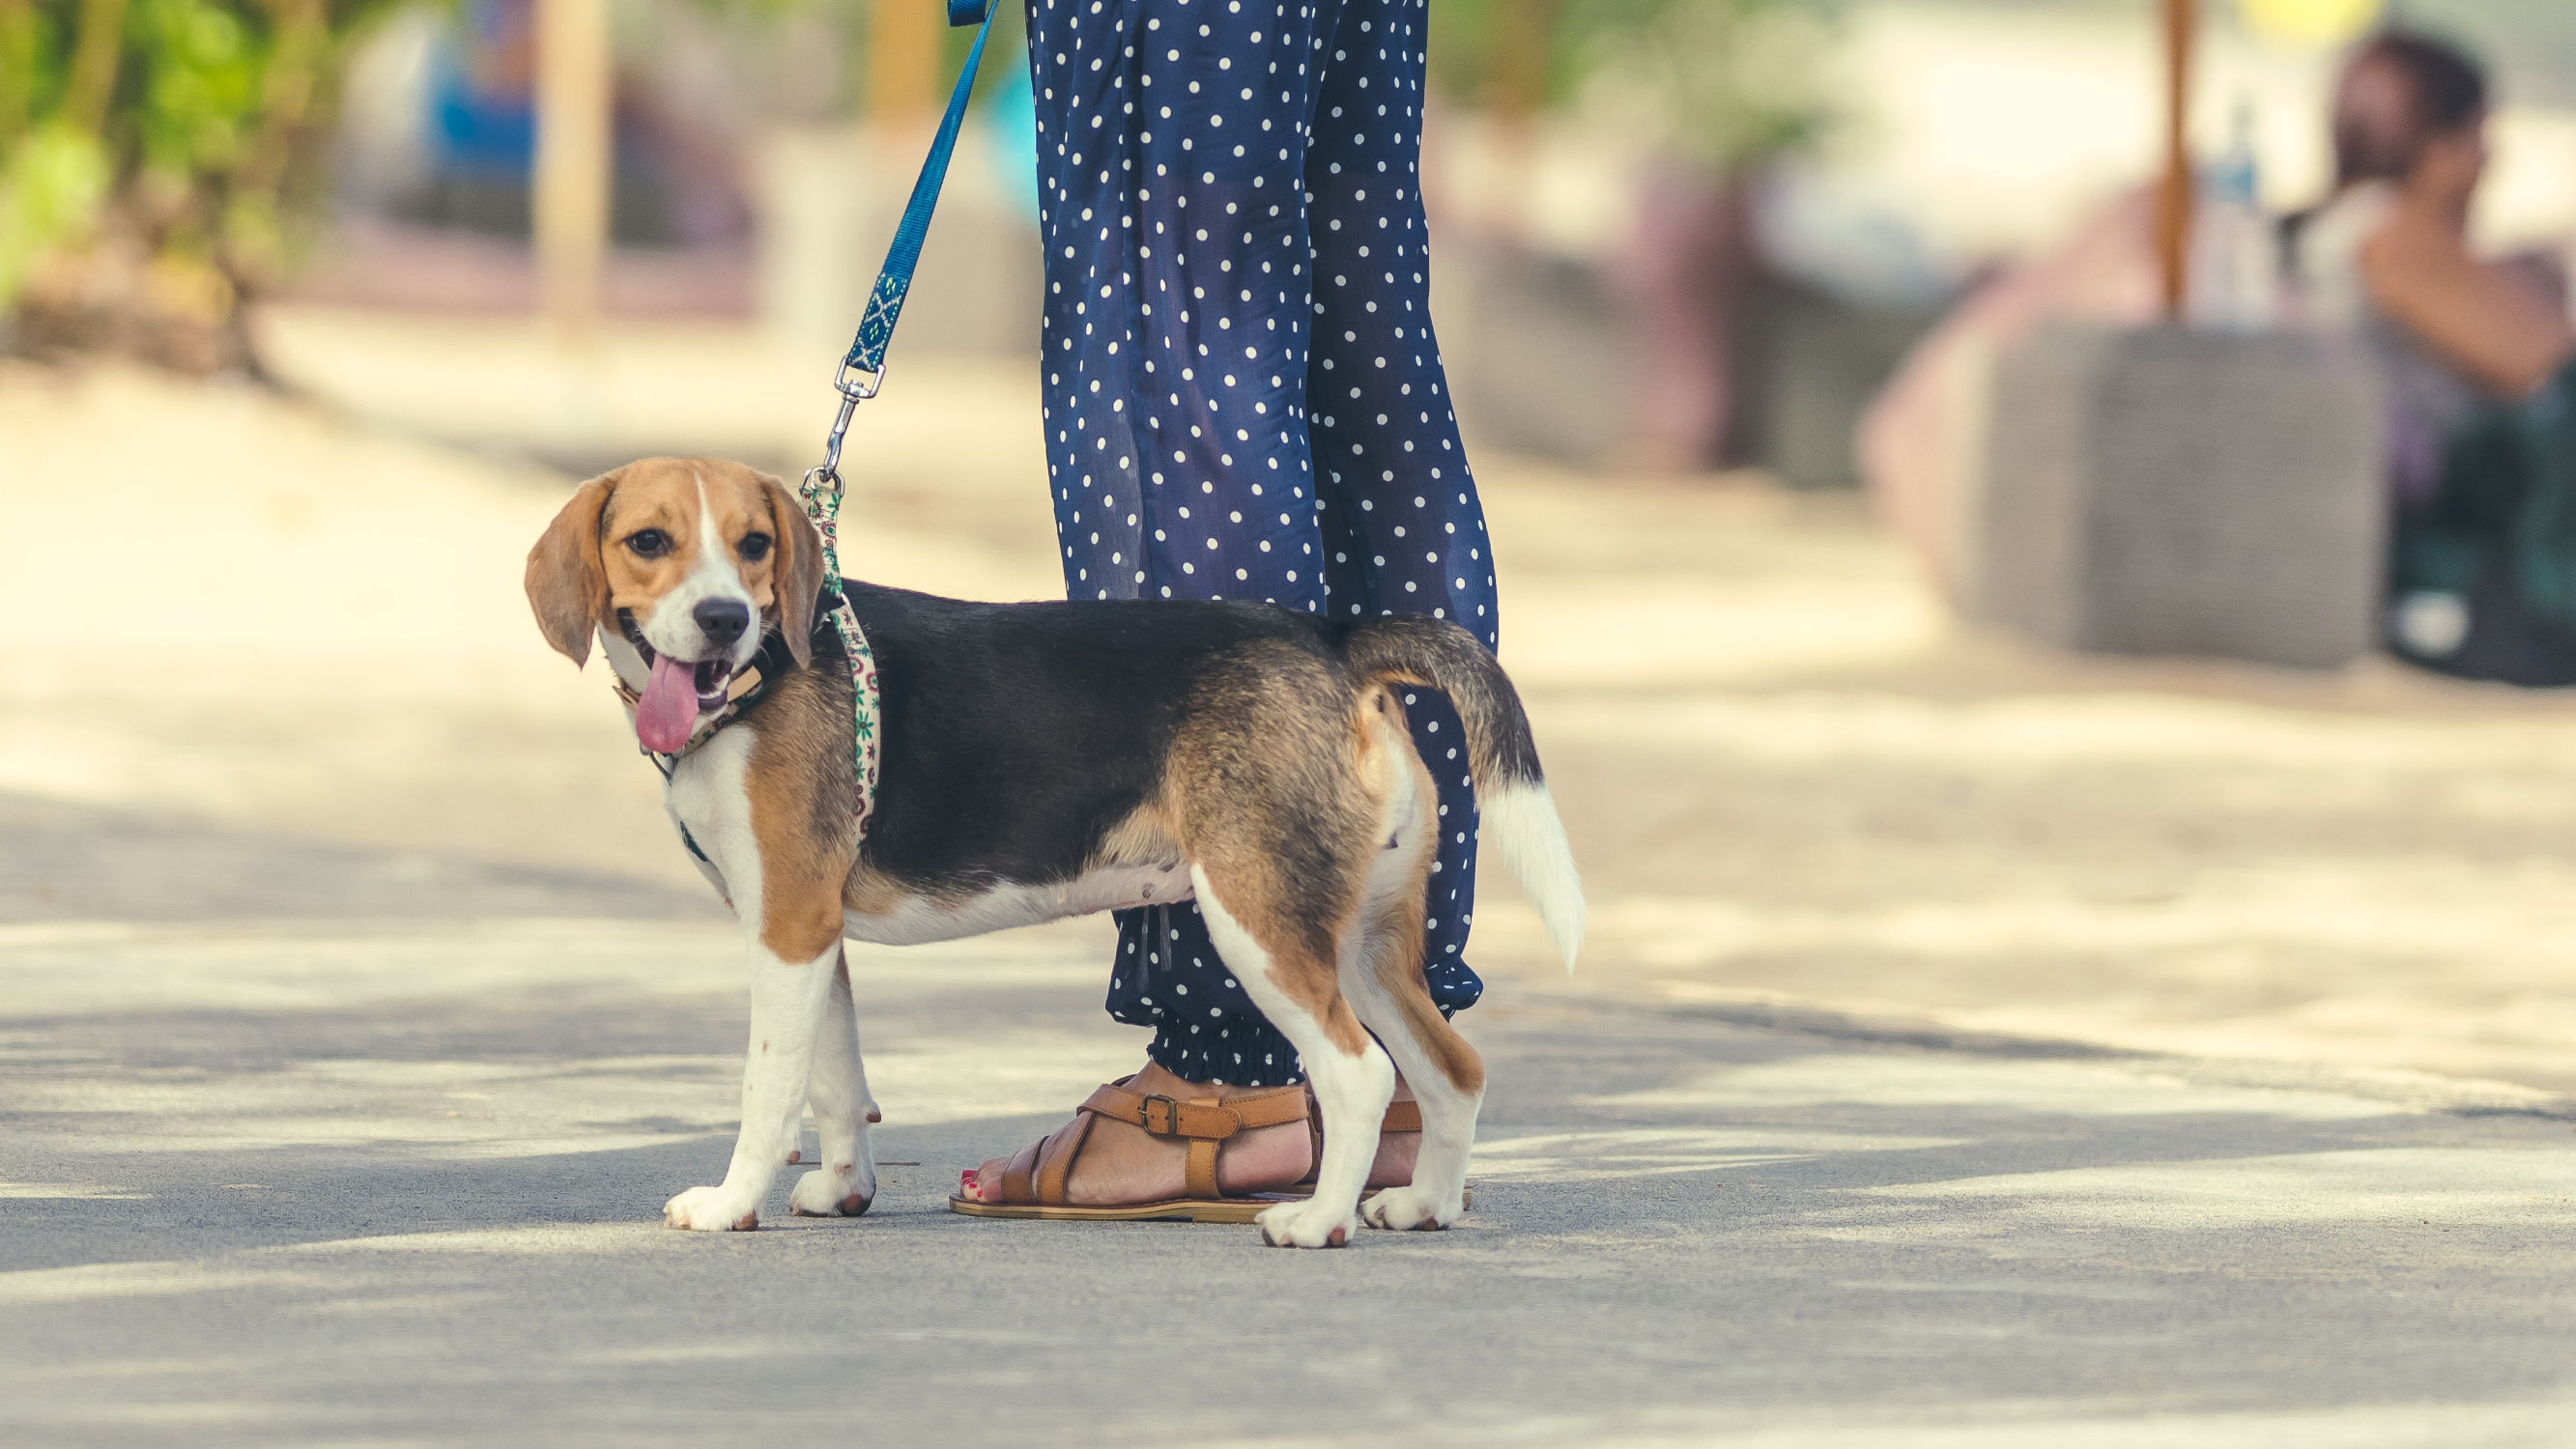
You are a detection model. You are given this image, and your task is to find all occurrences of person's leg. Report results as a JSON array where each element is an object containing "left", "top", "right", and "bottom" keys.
[
  {"left": 966, "top": 0, "right": 1342, "bottom": 1204},
  {"left": 1306, "top": 0, "right": 1496, "bottom": 1026},
  {"left": 1032, "top": 0, "right": 1338, "bottom": 1092}
]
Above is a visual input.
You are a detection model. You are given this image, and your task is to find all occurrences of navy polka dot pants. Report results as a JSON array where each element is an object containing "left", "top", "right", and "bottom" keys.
[{"left": 1028, "top": 0, "right": 1494, "bottom": 1087}]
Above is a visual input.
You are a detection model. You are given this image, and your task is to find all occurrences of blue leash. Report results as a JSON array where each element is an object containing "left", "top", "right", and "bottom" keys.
[
  {"left": 810, "top": 0, "right": 999, "bottom": 492},
  {"left": 792, "top": 0, "right": 995, "bottom": 842}
]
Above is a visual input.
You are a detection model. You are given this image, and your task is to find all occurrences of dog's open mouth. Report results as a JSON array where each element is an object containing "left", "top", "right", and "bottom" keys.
[{"left": 622, "top": 611, "right": 737, "bottom": 752}]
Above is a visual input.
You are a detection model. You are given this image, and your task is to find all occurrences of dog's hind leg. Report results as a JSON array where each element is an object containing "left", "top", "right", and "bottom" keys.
[
  {"left": 1172, "top": 645, "right": 1393, "bottom": 1246},
  {"left": 1353, "top": 903, "right": 1485, "bottom": 1233},
  {"left": 1192, "top": 862, "right": 1392, "bottom": 1249},
  {"left": 788, "top": 947, "right": 880, "bottom": 1217},
  {"left": 1349, "top": 925, "right": 1483, "bottom": 1231},
  {"left": 1342, "top": 716, "right": 1483, "bottom": 1231}
]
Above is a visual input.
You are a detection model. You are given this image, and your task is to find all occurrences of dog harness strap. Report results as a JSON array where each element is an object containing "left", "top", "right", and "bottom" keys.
[{"left": 803, "top": 581, "right": 881, "bottom": 845}]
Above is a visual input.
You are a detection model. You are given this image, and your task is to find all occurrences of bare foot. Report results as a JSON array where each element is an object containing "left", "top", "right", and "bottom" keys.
[{"left": 961, "top": 1062, "right": 1313, "bottom": 1205}]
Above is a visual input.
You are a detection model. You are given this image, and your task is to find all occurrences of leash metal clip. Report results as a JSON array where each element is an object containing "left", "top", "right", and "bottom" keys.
[
  {"left": 812, "top": 356, "right": 887, "bottom": 494},
  {"left": 835, "top": 355, "right": 888, "bottom": 403}
]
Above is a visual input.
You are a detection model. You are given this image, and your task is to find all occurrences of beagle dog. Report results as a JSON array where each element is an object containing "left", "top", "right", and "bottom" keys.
[{"left": 524, "top": 457, "right": 1583, "bottom": 1247}]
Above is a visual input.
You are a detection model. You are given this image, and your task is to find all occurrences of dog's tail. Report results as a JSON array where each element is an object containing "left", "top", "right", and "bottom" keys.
[{"left": 1343, "top": 615, "right": 1585, "bottom": 972}]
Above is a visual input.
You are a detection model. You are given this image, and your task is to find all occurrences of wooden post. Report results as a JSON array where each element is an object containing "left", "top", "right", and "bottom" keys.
[
  {"left": 2156, "top": 0, "right": 2195, "bottom": 322},
  {"left": 535, "top": 0, "right": 612, "bottom": 348},
  {"left": 0, "top": 0, "right": 33, "bottom": 149},
  {"left": 1483, "top": 0, "right": 1558, "bottom": 238},
  {"left": 869, "top": 0, "right": 942, "bottom": 128},
  {"left": 60, "top": 0, "right": 129, "bottom": 134},
  {"left": 1486, "top": 0, "right": 1559, "bottom": 127}
]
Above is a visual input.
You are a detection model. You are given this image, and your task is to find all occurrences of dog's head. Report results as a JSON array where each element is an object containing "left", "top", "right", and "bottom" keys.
[{"left": 525, "top": 457, "right": 823, "bottom": 752}]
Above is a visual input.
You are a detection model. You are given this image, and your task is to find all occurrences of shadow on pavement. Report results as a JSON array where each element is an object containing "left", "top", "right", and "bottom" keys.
[
  {"left": 7, "top": 935, "right": 2576, "bottom": 1445},
  {"left": 2, "top": 795, "right": 2573, "bottom": 1444},
  {"left": 0, "top": 792, "right": 720, "bottom": 923}
]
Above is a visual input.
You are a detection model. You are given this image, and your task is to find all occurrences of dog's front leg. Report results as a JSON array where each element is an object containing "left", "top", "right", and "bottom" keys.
[
  {"left": 787, "top": 948, "right": 880, "bottom": 1217},
  {"left": 664, "top": 932, "right": 840, "bottom": 1231},
  {"left": 661, "top": 729, "right": 850, "bottom": 1232}
]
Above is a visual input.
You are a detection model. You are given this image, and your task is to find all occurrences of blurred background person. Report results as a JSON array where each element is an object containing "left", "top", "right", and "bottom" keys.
[
  {"left": 2285, "top": 29, "right": 2576, "bottom": 683},
  {"left": 1862, "top": 18, "right": 2576, "bottom": 688}
]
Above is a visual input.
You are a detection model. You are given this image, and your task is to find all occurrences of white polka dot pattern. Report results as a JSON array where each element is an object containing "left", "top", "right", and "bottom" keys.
[{"left": 1030, "top": 0, "right": 1493, "bottom": 1087}]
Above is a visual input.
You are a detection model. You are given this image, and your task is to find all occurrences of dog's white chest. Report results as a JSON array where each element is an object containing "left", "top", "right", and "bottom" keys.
[{"left": 843, "top": 861, "right": 1194, "bottom": 947}]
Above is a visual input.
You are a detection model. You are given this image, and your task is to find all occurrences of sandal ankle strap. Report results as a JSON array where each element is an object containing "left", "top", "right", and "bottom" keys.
[
  {"left": 1080, "top": 1077, "right": 1309, "bottom": 1201},
  {"left": 1081, "top": 1078, "right": 1311, "bottom": 1140},
  {"left": 1301, "top": 1087, "right": 1424, "bottom": 1137}
]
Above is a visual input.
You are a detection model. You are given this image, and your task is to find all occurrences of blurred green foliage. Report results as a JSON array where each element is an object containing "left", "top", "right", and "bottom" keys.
[
  {"left": 0, "top": 0, "right": 412, "bottom": 329},
  {"left": 1431, "top": 0, "right": 1837, "bottom": 173}
]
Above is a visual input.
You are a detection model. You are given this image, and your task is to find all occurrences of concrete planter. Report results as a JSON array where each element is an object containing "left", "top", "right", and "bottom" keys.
[{"left": 1971, "top": 323, "right": 2387, "bottom": 668}]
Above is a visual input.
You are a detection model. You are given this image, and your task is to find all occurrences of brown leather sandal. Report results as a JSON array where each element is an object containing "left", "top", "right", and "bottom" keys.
[{"left": 947, "top": 1075, "right": 1314, "bottom": 1222}]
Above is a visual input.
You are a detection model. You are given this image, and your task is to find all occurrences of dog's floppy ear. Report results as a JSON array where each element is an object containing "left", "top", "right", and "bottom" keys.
[
  {"left": 525, "top": 470, "right": 620, "bottom": 667},
  {"left": 764, "top": 472, "right": 825, "bottom": 667}
]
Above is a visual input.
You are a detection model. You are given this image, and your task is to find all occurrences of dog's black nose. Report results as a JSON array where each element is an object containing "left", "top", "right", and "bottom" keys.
[{"left": 694, "top": 598, "right": 752, "bottom": 650}]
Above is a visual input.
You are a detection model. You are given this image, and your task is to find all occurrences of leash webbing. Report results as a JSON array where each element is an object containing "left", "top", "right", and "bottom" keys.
[
  {"left": 844, "top": 3, "right": 1003, "bottom": 385},
  {"left": 794, "top": 0, "right": 997, "bottom": 845},
  {"left": 813, "top": 0, "right": 1000, "bottom": 482}
]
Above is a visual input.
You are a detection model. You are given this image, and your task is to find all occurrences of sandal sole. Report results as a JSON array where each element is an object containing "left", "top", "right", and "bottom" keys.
[
  {"left": 946, "top": 1193, "right": 1274, "bottom": 1223},
  {"left": 1281, "top": 1183, "right": 1474, "bottom": 1208},
  {"left": 946, "top": 1185, "right": 1469, "bottom": 1222}
]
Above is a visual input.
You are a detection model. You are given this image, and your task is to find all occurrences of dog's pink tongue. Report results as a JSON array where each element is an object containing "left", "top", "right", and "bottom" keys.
[{"left": 636, "top": 653, "right": 700, "bottom": 753}]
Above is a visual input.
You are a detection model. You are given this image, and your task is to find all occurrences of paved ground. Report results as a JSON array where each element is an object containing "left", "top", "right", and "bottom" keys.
[
  {"left": 10, "top": 346, "right": 2576, "bottom": 1443},
  {"left": 15, "top": 347, "right": 2576, "bottom": 1094},
  {"left": 5, "top": 799, "right": 2576, "bottom": 1446}
]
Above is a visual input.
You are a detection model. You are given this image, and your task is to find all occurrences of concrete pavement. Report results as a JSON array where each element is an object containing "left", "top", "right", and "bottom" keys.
[
  {"left": 12, "top": 345, "right": 2576, "bottom": 1444},
  {"left": 16, "top": 352, "right": 2576, "bottom": 1095},
  {"left": 5, "top": 798, "right": 2574, "bottom": 1446}
]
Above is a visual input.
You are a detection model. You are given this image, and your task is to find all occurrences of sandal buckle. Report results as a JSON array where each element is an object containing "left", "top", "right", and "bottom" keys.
[{"left": 1136, "top": 1094, "right": 1184, "bottom": 1136}]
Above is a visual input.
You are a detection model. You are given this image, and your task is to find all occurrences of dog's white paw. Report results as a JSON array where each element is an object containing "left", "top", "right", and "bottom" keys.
[
  {"left": 1256, "top": 1197, "right": 1358, "bottom": 1249},
  {"left": 1361, "top": 1185, "right": 1459, "bottom": 1232},
  {"left": 787, "top": 1163, "right": 875, "bottom": 1218},
  {"left": 663, "top": 1185, "right": 758, "bottom": 1232}
]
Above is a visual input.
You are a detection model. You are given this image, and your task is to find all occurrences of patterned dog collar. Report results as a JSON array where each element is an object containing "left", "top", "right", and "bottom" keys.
[{"left": 624, "top": 571, "right": 882, "bottom": 851}]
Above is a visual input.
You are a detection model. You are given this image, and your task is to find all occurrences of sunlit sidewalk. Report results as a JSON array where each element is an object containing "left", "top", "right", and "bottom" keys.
[{"left": 2, "top": 831, "right": 2571, "bottom": 1443}]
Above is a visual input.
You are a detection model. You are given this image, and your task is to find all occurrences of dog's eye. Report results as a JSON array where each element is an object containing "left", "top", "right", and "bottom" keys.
[
  {"left": 739, "top": 532, "right": 772, "bottom": 561},
  {"left": 625, "top": 529, "right": 671, "bottom": 558}
]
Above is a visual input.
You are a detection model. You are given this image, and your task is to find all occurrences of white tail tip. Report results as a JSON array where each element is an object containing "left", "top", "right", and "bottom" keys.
[{"left": 1481, "top": 781, "right": 1585, "bottom": 972}]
